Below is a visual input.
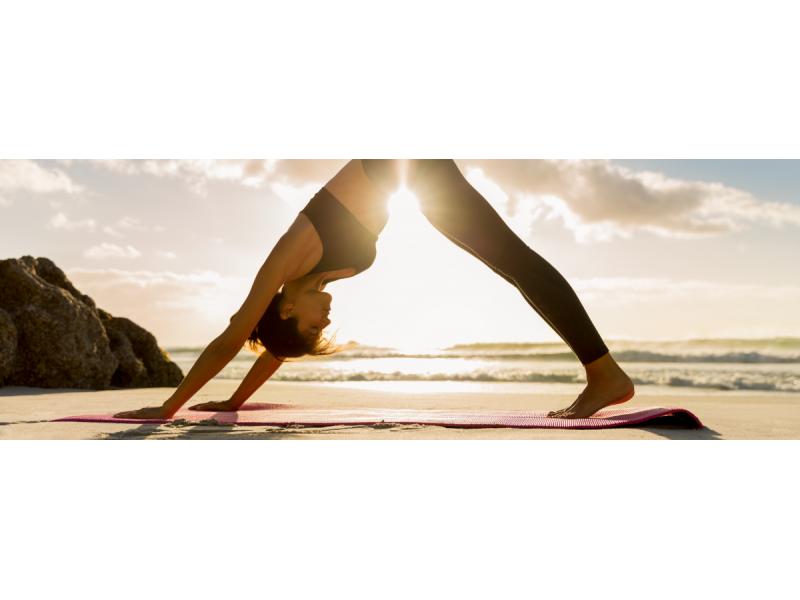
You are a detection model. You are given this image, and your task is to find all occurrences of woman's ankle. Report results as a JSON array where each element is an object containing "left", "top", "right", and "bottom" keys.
[{"left": 584, "top": 352, "right": 624, "bottom": 382}]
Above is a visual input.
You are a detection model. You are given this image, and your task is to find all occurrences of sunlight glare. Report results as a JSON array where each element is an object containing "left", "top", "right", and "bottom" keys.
[{"left": 387, "top": 185, "right": 421, "bottom": 224}]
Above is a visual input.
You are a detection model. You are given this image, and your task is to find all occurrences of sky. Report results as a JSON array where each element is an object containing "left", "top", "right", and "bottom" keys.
[{"left": 1, "top": 159, "right": 799, "bottom": 350}]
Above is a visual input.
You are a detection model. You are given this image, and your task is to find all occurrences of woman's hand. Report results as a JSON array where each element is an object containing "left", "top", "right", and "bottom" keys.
[
  {"left": 113, "top": 406, "right": 172, "bottom": 420},
  {"left": 187, "top": 399, "right": 238, "bottom": 412}
]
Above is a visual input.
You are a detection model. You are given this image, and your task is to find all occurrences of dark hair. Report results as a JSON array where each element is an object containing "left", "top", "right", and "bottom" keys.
[{"left": 246, "top": 289, "right": 340, "bottom": 361}]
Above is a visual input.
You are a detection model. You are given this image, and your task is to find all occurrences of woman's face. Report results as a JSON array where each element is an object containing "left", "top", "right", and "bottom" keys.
[{"left": 281, "top": 288, "right": 332, "bottom": 336}]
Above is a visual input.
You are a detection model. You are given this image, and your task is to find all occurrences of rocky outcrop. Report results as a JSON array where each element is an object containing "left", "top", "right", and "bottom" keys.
[
  {"left": 98, "top": 309, "right": 183, "bottom": 388},
  {"left": 0, "top": 256, "right": 184, "bottom": 389},
  {"left": 0, "top": 309, "right": 16, "bottom": 385}
]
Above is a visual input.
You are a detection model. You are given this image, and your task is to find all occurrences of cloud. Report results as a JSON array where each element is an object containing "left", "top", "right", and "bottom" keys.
[
  {"left": 88, "top": 159, "right": 277, "bottom": 195},
  {"left": 45, "top": 210, "right": 164, "bottom": 240},
  {"left": 98, "top": 215, "right": 162, "bottom": 238},
  {"left": 267, "top": 160, "right": 348, "bottom": 184},
  {"left": 83, "top": 159, "right": 800, "bottom": 242},
  {"left": 67, "top": 267, "right": 229, "bottom": 299},
  {"left": 102, "top": 226, "right": 123, "bottom": 238},
  {"left": 47, "top": 212, "right": 97, "bottom": 232},
  {"left": 573, "top": 276, "right": 800, "bottom": 304},
  {"left": 116, "top": 216, "right": 148, "bottom": 231},
  {"left": 0, "top": 160, "right": 82, "bottom": 195},
  {"left": 88, "top": 159, "right": 347, "bottom": 195},
  {"left": 83, "top": 243, "right": 142, "bottom": 259},
  {"left": 568, "top": 276, "right": 800, "bottom": 339},
  {"left": 457, "top": 159, "right": 800, "bottom": 242},
  {"left": 156, "top": 250, "right": 177, "bottom": 260},
  {"left": 269, "top": 180, "right": 328, "bottom": 211},
  {"left": 65, "top": 267, "right": 249, "bottom": 343}
]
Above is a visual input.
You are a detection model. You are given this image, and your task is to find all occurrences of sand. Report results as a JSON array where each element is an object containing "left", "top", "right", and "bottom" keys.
[{"left": 1, "top": 380, "right": 798, "bottom": 439}]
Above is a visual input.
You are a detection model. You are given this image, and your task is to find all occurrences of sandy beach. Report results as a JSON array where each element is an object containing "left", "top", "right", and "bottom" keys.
[{"left": 1, "top": 380, "right": 798, "bottom": 439}]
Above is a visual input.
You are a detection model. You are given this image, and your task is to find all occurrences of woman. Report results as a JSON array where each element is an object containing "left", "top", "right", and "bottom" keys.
[{"left": 114, "top": 159, "right": 634, "bottom": 421}]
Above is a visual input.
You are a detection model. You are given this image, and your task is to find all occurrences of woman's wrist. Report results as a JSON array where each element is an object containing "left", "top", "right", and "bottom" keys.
[{"left": 160, "top": 398, "right": 183, "bottom": 418}]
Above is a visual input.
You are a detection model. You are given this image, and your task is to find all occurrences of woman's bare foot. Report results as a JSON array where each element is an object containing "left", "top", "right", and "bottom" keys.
[{"left": 547, "top": 352, "right": 635, "bottom": 419}]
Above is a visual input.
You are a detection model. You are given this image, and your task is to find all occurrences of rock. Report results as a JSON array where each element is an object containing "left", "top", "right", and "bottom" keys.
[
  {"left": 0, "top": 308, "right": 17, "bottom": 384},
  {"left": 0, "top": 256, "right": 184, "bottom": 389},
  {"left": 22, "top": 256, "right": 97, "bottom": 309},
  {"left": 98, "top": 309, "right": 184, "bottom": 387},
  {"left": 0, "top": 257, "right": 117, "bottom": 388}
]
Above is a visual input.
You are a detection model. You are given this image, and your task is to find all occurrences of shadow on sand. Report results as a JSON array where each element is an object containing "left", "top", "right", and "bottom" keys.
[
  {"left": 636, "top": 413, "right": 722, "bottom": 440},
  {"left": 97, "top": 421, "right": 400, "bottom": 440},
  {"left": 95, "top": 415, "right": 721, "bottom": 440},
  {"left": 0, "top": 386, "right": 105, "bottom": 397}
]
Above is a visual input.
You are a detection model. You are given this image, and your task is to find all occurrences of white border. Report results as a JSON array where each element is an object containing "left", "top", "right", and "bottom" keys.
[
  {"left": 1, "top": 0, "right": 799, "bottom": 157},
  {"left": 2, "top": 1, "right": 799, "bottom": 598},
  {"left": 2, "top": 441, "right": 799, "bottom": 599}
]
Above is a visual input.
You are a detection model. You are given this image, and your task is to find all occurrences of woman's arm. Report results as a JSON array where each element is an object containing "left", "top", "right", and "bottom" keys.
[
  {"left": 228, "top": 350, "right": 284, "bottom": 408},
  {"left": 113, "top": 228, "right": 306, "bottom": 420},
  {"left": 188, "top": 349, "right": 284, "bottom": 412},
  {"left": 113, "top": 334, "right": 247, "bottom": 420},
  {"left": 159, "top": 337, "right": 245, "bottom": 416}
]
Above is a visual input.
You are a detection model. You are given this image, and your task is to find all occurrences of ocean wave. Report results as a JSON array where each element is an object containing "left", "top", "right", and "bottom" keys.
[
  {"left": 323, "top": 349, "right": 800, "bottom": 363},
  {"left": 208, "top": 368, "right": 800, "bottom": 393},
  {"left": 444, "top": 337, "right": 800, "bottom": 351},
  {"left": 166, "top": 337, "right": 800, "bottom": 364}
]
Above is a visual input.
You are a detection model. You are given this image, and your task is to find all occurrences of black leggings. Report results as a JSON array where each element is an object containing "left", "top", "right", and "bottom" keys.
[{"left": 361, "top": 159, "right": 610, "bottom": 366}]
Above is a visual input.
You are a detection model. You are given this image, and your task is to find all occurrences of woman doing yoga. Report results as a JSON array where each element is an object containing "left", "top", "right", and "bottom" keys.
[{"left": 114, "top": 159, "right": 634, "bottom": 421}]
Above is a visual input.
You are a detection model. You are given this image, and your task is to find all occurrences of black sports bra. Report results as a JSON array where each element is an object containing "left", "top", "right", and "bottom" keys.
[{"left": 299, "top": 187, "right": 378, "bottom": 283}]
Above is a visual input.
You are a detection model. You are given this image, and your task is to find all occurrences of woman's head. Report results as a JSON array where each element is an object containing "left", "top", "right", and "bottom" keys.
[{"left": 246, "top": 285, "right": 337, "bottom": 360}]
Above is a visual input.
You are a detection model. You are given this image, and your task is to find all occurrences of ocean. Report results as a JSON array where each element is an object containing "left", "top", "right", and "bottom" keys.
[{"left": 164, "top": 337, "right": 800, "bottom": 396}]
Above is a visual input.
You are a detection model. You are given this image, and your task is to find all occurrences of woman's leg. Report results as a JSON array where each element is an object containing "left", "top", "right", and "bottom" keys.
[
  {"left": 360, "top": 159, "right": 404, "bottom": 194},
  {"left": 408, "top": 159, "right": 609, "bottom": 365},
  {"left": 407, "top": 159, "right": 634, "bottom": 418}
]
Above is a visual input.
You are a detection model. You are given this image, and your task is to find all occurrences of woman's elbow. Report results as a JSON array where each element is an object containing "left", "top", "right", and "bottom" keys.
[{"left": 211, "top": 330, "right": 247, "bottom": 357}]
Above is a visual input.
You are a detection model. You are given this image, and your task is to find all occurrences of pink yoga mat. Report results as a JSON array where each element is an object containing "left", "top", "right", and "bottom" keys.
[{"left": 53, "top": 403, "right": 704, "bottom": 429}]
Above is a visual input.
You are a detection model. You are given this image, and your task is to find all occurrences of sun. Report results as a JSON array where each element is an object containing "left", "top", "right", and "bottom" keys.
[{"left": 386, "top": 185, "right": 422, "bottom": 226}]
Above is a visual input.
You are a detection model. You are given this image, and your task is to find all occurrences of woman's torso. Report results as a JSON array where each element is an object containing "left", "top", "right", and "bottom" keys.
[
  {"left": 325, "top": 159, "right": 393, "bottom": 236},
  {"left": 286, "top": 160, "right": 393, "bottom": 284}
]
